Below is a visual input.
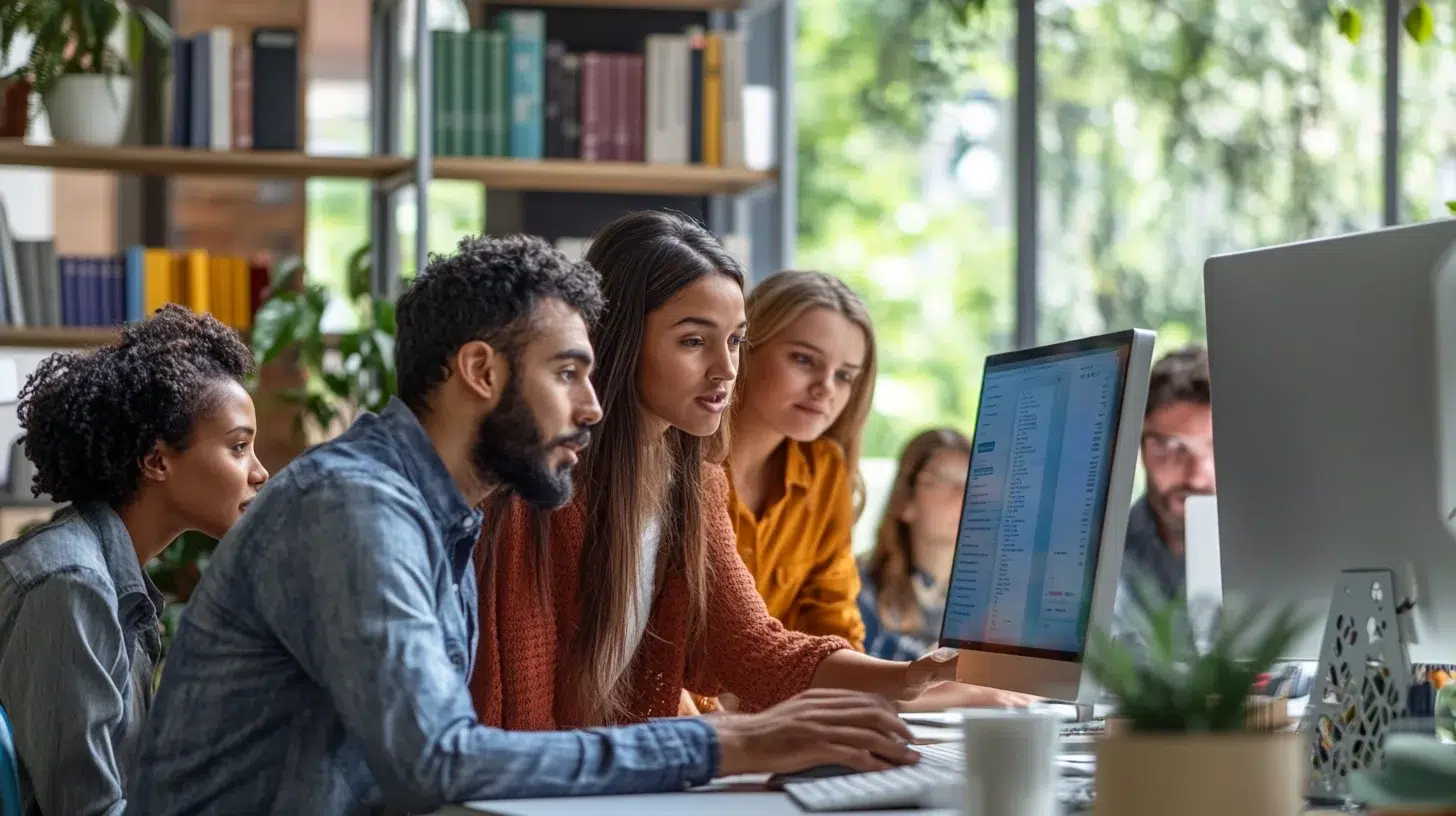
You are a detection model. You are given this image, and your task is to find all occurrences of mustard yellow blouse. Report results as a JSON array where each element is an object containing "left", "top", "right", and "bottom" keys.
[{"left": 728, "top": 437, "right": 866, "bottom": 650}]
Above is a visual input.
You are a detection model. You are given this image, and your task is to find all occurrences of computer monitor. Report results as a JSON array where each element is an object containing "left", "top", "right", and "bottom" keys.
[
  {"left": 939, "top": 329, "right": 1156, "bottom": 703},
  {"left": 1205, "top": 219, "right": 1456, "bottom": 663}
]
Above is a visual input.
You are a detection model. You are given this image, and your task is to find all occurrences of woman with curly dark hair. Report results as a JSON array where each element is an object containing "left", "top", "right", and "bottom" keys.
[{"left": 0, "top": 304, "right": 268, "bottom": 815}]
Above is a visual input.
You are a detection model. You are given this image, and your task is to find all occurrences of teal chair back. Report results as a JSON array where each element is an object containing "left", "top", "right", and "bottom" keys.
[{"left": 0, "top": 705, "right": 20, "bottom": 816}]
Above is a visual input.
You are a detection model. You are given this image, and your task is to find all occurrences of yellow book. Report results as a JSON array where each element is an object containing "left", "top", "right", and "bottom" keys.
[
  {"left": 142, "top": 248, "right": 172, "bottom": 317},
  {"left": 209, "top": 256, "right": 231, "bottom": 327},
  {"left": 170, "top": 253, "right": 188, "bottom": 310},
  {"left": 185, "top": 250, "right": 210, "bottom": 315},
  {"left": 703, "top": 33, "right": 723, "bottom": 167},
  {"left": 232, "top": 258, "right": 252, "bottom": 333}
]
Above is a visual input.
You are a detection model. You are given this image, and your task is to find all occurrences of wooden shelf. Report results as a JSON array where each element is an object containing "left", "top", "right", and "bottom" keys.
[
  {"left": 433, "top": 157, "right": 775, "bottom": 195},
  {"left": 505, "top": 0, "right": 743, "bottom": 8},
  {"left": 0, "top": 141, "right": 407, "bottom": 180},
  {"left": 0, "top": 142, "right": 776, "bottom": 195},
  {"left": 0, "top": 326, "right": 122, "bottom": 349}
]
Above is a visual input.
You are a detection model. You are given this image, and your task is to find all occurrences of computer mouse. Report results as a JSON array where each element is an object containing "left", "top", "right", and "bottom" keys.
[{"left": 764, "top": 764, "right": 859, "bottom": 790}]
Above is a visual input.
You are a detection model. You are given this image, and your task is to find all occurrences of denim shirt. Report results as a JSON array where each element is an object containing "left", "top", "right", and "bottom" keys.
[
  {"left": 857, "top": 567, "right": 940, "bottom": 662},
  {"left": 128, "top": 398, "right": 719, "bottom": 815},
  {"left": 0, "top": 502, "right": 164, "bottom": 816}
]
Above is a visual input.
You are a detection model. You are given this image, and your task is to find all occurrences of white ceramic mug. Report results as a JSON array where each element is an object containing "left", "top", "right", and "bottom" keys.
[{"left": 961, "top": 709, "right": 1060, "bottom": 816}]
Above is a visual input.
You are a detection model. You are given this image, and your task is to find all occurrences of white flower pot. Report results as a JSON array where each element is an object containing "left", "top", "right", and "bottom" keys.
[{"left": 43, "top": 74, "right": 133, "bottom": 147}]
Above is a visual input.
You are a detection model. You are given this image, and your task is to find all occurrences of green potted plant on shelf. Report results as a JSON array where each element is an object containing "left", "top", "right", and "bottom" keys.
[
  {"left": 1086, "top": 575, "right": 1314, "bottom": 816},
  {"left": 7, "top": 0, "right": 172, "bottom": 146},
  {"left": 251, "top": 244, "right": 398, "bottom": 441}
]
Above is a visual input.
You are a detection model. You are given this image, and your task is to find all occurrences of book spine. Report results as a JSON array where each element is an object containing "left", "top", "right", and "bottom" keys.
[
  {"left": 544, "top": 41, "right": 566, "bottom": 159},
  {"left": 171, "top": 39, "right": 192, "bottom": 147},
  {"left": 124, "top": 245, "right": 145, "bottom": 323},
  {"left": 190, "top": 33, "right": 211, "bottom": 149},
  {"left": 580, "top": 53, "right": 603, "bottom": 161},
  {"left": 430, "top": 31, "right": 449, "bottom": 156},
  {"left": 110, "top": 256, "right": 125, "bottom": 325},
  {"left": 489, "top": 32, "right": 509, "bottom": 158},
  {"left": 209, "top": 27, "right": 232, "bottom": 151},
  {"left": 607, "top": 54, "right": 626, "bottom": 161},
  {"left": 39, "top": 243, "right": 59, "bottom": 326},
  {"left": 500, "top": 11, "right": 545, "bottom": 160},
  {"left": 232, "top": 37, "right": 253, "bottom": 149},
  {"left": 562, "top": 53, "right": 581, "bottom": 159},
  {"left": 688, "top": 32, "right": 704, "bottom": 164},
  {"left": 467, "top": 30, "right": 487, "bottom": 158},
  {"left": 703, "top": 33, "right": 722, "bottom": 167},
  {"left": 624, "top": 53, "right": 644, "bottom": 163},
  {"left": 721, "top": 31, "right": 745, "bottom": 167},
  {"left": 251, "top": 28, "right": 300, "bottom": 151}
]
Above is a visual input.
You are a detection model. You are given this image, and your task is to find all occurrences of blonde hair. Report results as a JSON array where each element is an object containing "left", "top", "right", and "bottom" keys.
[{"left": 734, "top": 270, "right": 878, "bottom": 514}]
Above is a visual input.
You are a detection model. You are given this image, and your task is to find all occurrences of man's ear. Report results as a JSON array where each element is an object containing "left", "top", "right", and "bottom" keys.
[
  {"left": 454, "top": 339, "right": 510, "bottom": 409},
  {"left": 139, "top": 443, "right": 169, "bottom": 485}
]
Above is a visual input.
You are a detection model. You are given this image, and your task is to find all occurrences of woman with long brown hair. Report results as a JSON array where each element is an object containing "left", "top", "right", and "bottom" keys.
[
  {"left": 471, "top": 211, "right": 966, "bottom": 730},
  {"left": 858, "top": 428, "right": 1036, "bottom": 709}
]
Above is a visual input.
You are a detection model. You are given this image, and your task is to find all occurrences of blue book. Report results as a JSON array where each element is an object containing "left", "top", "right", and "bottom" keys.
[
  {"left": 124, "top": 246, "right": 145, "bottom": 323},
  {"left": 498, "top": 11, "right": 545, "bottom": 160},
  {"left": 109, "top": 256, "right": 125, "bottom": 325},
  {"left": 59, "top": 258, "right": 76, "bottom": 327}
]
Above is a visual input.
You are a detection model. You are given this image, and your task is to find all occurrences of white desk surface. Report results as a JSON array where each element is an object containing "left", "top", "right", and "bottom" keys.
[{"left": 431, "top": 776, "right": 957, "bottom": 816}]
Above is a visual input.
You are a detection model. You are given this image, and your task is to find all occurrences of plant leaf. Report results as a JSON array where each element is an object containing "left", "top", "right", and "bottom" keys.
[
  {"left": 1405, "top": 1, "right": 1434, "bottom": 44},
  {"left": 1337, "top": 7, "right": 1363, "bottom": 43},
  {"left": 1446, "top": 201, "right": 1456, "bottom": 216},
  {"left": 346, "top": 243, "right": 373, "bottom": 301},
  {"left": 251, "top": 294, "right": 301, "bottom": 366}
]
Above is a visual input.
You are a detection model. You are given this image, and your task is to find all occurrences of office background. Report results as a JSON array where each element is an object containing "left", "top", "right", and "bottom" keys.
[{"left": 0, "top": 0, "right": 1451, "bottom": 546}]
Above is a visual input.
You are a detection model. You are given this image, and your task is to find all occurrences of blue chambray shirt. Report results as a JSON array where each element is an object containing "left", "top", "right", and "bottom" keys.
[
  {"left": 128, "top": 398, "right": 719, "bottom": 815},
  {"left": 0, "top": 502, "right": 164, "bottom": 816}
]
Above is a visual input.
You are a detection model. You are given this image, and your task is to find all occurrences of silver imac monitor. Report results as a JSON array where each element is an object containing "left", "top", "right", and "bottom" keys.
[
  {"left": 939, "top": 329, "right": 1156, "bottom": 703},
  {"left": 1206, "top": 218, "right": 1456, "bottom": 663}
]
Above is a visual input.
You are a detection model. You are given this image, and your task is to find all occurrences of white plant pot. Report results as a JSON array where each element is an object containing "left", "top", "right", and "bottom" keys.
[{"left": 44, "top": 74, "right": 133, "bottom": 147}]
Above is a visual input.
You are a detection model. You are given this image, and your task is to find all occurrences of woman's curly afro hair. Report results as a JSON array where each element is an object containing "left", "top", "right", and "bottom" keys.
[{"left": 16, "top": 304, "right": 254, "bottom": 506}]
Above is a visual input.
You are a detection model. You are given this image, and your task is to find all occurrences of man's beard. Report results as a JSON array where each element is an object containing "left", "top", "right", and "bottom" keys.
[{"left": 471, "top": 382, "right": 589, "bottom": 509}]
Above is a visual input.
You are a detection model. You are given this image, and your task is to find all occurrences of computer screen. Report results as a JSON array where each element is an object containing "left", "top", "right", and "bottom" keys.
[{"left": 939, "top": 339, "right": 1133, "bottom": 661}]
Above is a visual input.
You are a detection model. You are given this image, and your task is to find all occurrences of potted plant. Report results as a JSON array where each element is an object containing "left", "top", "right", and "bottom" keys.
[
  {"left": 1086, "top": 576, "right": 1314, "bottom": 816},
  {"left": 10, "top": 0, "right": 172, "bottom": 146},
  {"left": 251, "top": 245, "right": 398, "bottom": 441}
]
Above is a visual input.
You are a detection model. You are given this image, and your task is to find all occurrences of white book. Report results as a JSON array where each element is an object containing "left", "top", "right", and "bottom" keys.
[
  {"left": 209, "top": 27, "right": 231, "bottom": 151},
  {"left": 646, "top": 34, "right": 690, "bottom": 164},
  {"left": 743, "top": 84, "right": 777, "bottom": 172},
  {"left": 720, "top": 31, "right": 745, "bottom": 168}
]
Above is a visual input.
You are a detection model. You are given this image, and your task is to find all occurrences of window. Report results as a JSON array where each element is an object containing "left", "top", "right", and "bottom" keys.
[
  {"left": 304, "top": 0, "right": 483, "bottom": 302},
  {"left": 796, "top": 0, "right": 1016, "bottom": 462},
  {"left": 1037, "top": 0, "right": 1384, "bottom": 351},
  {"left": 1401, "top": 7, "right": 1456, "bottom": 222}
]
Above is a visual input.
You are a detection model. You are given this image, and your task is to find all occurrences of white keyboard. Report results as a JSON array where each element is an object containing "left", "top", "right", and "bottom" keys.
[
  {"left": 782, "top": 746, "right": 960, "bottom": 813},
  {"left": 783, "top": 741, "right": 1096, "bottom": 813}
]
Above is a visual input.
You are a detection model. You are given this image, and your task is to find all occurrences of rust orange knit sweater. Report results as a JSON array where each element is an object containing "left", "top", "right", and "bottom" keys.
[{"left": 469, "top": 463, "right": 850, "bottom": 729}]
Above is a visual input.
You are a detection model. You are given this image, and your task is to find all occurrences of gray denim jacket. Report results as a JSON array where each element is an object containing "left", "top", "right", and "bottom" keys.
[{"left": 0, "top": 502, "right": 163, "bottom": 816}]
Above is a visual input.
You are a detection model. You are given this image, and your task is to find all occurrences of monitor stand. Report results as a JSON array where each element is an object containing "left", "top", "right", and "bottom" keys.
[{"left": 1303, "top": 568, "right": 1415, "bottom": 805}]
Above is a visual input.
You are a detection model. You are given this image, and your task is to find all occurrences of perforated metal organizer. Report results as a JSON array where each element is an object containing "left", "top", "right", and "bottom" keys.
[{"left": 1302, "top": 569, "right": 1415, "bottom": 803}]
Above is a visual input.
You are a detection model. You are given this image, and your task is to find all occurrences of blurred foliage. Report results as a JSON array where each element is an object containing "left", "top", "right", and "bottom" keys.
[{"left": 797, "top": 0, "right": 1439, "bottom": 459}]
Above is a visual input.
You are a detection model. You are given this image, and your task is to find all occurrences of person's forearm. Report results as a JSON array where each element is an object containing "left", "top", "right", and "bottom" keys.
[{"left": 809, "top": 648, "right": 913, "bottom": 700}]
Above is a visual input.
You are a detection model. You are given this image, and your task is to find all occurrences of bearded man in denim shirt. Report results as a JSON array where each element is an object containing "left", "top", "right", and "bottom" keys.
[{"left": 128, "top": 234, "right": 916, "bottom": 815}]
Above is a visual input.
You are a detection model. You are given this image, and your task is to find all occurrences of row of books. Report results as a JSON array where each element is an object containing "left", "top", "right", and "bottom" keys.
[
  {"left": 431, "top": 17, "right": 755, "bottom": 166},
  {"left": 0, "top": 241, "right": 269, "bottom": 332},
  {"left": 170, "top": 27, "right": 301, "bottom": 151}
]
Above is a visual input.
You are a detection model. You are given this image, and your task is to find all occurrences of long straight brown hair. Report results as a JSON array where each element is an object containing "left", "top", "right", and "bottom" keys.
[
  {"left": 569, "top": 210, "right": 745, "bottom": 724},
  {"left": 864, "top": 427, "right": 972, "bottom": 633},
  {"left": 731, "top": 270, "right": 878, "bottom": 515}
]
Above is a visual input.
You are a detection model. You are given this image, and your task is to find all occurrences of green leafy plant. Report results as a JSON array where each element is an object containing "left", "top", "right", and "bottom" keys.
[
  {"left": 4, "top": 0, "right": 172, "bottom": 96},
  {"left": 1086, "top": 573, "right": 1314, "bottom": 733},
  {"left": 250, "top": 245, "right": 398, "bottom": 437}
]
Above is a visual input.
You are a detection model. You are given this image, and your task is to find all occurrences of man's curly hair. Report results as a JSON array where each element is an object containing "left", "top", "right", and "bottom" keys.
[
  {"left": 395, "top": 233, "right": 604, "bottom": 414},
  {"left": 17, "top": 304, "right": 254, "bottom": 506}
]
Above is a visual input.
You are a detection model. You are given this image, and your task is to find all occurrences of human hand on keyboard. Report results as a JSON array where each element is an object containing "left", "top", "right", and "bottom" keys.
[
  {"left": 901, "top": 680, "right": 1041, "bottom": 712},
  {"left": 710, "top": 689, "right": 921, "bottom": 777}
]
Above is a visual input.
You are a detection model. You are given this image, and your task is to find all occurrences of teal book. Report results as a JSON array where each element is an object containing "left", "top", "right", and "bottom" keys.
[{"left": 497, "top": 11, "right": 545, "bottom": 159}]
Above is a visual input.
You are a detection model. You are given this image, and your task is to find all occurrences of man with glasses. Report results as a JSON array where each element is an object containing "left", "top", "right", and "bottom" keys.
[{"left": 1120, "top": 345, "right": 1215, "bottom": 609}]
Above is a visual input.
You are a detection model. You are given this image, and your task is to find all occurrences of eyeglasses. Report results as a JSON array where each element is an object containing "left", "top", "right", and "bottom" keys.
[
  {"left": 1141, "top": 432, "right": 1215, "bottom": 467},
  {"left": 914, "top": 467, "right": 968, "bottom": 494}
]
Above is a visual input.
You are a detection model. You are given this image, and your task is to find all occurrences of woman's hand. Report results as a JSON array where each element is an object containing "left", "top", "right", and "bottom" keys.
[{"left": 902, "top": 647, "right": 961, "bottom": 699}]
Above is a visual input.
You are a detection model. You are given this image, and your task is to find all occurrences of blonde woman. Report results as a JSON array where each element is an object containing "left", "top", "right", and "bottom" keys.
[{"left": 726, "top": 271, "right": 876, "bottom": 646}]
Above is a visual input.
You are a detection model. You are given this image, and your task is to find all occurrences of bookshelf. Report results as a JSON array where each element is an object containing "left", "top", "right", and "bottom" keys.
[
  {"left": 0, "top": 141, "right": 774, "bottom": 196},
  {"left": 0, "top": 326, "right": 122, "bottom": 349}
]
